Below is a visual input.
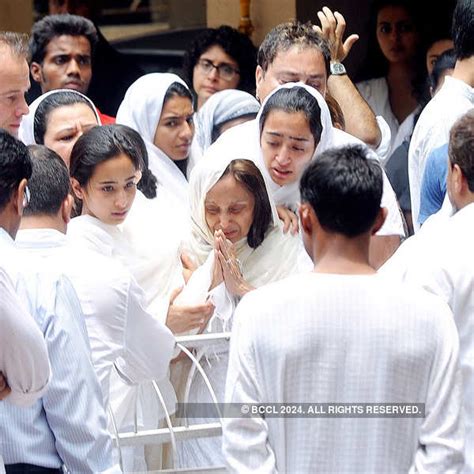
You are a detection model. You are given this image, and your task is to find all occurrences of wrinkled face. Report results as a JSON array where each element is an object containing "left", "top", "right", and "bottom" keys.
[
  {"left": 256, "top": 46, "right": 327, "bottom": 103},
  {"left": 205, "top": 173, "right": 255, "bottom": 243},
  {"left": 32, "top": 35, "right": 92, "bottom": 94},
  {"left": 376, "top": 6, "right": 419, "bottom": 64},
  {"left": 0, "top": 47, "right": 30, "bottom": 137},
  {"left": 74, "top": 153, "right": 140, "bottom": 225},
  {"left": 154, "top": 95, "right": 194, "bottom": 161},
  {"left": 193, "top": 44, "right": 240, "bottom": 108},
  {"left": 260, "top": 110, "right": 316, "bottom": 186},
  {"left": 426, "top": 39, "right": 454, "bottom": 75},
  {"left": 43, "top": 103, "right": 98, "bottom": 167}
]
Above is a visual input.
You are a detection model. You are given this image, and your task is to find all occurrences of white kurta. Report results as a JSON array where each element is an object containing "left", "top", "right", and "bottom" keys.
[
  {"left": 357, "top": 77, "right": 419, "bottom": 158},
  {"left": 223, "top": 273, "right": 464, "bottom": 473},
  {"left": 207, "top": 83, "right": 404, "bottom": 238},
  {"left": 0, "top": 267, "right": 50, "bottom": 407},
  {"left": 15, "top": 228, "right": 175, "bottom": 409},
  {"left": 408, "top": 76, "right": 474, "bottom": 231},
  {"left": 395, "top": 202, "right": 474, "bottom": 472}
]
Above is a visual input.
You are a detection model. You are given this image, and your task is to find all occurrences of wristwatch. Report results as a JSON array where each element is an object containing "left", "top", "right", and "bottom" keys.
[{"left": 330, "top": 62, "right": 347, "bottom": 76}]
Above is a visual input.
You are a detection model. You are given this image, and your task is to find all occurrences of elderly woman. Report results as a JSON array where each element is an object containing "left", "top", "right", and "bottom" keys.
[{"left": 176, "top": 154, "right": 312, "bottom": 468}]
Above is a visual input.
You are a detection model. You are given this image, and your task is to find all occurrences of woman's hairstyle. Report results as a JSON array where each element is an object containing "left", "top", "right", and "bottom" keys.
[
  {"left": 163, "top": 81, "right": 193, "bottom": 106},
  {"left": 259, "top": 87, "right": 323, "bottom": 145},
  {"left": 131, "top": 128, "right": 158, "bottom": 199},
  {"left": 211, "top": 113, "right": 257, "bottom": 144},
  {"left": 182, "top": 25, "right": 257, "bottom": 95},
  {"left": 70, "top": 124, "right": 145, "bottom": 187},
  {"left": 217, "top": 159, "right": 272, "bottom": 249},
  {"left": 429, "top": 48, "right": 456, "bottom": 92},
  {"left": 34, "top": 90, "right": 97, "bottom": 144},
  {"left": 325, "top": 92, "right": 345, "bottom": 131}
]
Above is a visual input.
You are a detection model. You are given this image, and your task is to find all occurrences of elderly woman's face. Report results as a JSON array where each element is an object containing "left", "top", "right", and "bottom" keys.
[
  {"left": 205, "top": 173, "right": 255, "bottom": 243},
  {"left": 260, "top": 109, "right": 316, "bottom": 186},
  {"left": 44, "top": 102, "right": 98, "bottom": 168}
]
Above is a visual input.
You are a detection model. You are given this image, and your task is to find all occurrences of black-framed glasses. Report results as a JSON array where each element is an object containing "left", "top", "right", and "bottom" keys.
[{"left": 197, "top": 59, "right": 240, "bottom": 81}]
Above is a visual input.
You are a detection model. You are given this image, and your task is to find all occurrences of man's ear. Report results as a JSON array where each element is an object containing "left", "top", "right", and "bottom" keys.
[
  {"left": 452, "top": 164, "right": 465, "bottom": 196},
  {"left": 14, "top": 178, "right": 28, "bottom": 217},
  {"left": 30, "top": 62, "right": 43, "bottom": 84},
  {"left": 371, "top": 207, "right": 388, "bottom": 235},
  {"left": 255, "top": 66, "right": 264, "bottom": 102},
  {"left": 299, "top": 202, "right": 314, "bottom": 236},
  {"left": 70, "top": 177, "right": 84, "bottom": 200},
  {"left": 62, "top": 194, "right": 74, "bottom": 224}
]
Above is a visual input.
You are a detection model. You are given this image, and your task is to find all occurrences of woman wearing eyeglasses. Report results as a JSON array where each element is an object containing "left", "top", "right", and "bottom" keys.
[{"left": 182, "top": 25, "right": 257, "bottom": 110}]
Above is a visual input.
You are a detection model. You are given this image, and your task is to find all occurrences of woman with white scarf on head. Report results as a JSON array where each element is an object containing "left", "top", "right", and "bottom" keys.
[
  {"left": 175, "top": 153, "right": 312, "bottom": 469},
  {"left": 206, "top": 83, "right": 405, "bottom": 266}
]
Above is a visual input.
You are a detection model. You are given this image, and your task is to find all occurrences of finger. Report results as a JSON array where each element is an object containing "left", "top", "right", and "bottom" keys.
[
  {"left": 169, "top": 286, "right": 183, "bottom": 304},
  {"left": 282, "top": 214, "right": 290, "bottom": 233},
  {"left": 316, "top": 11, "right": 330, "bottom": 37},
  {"left": 322, "top": 6, "right": 337, "bottom": 27},
  {"left": 180, "top": 252, "right": 196, "bottom": 271},
  {"left": 0, "top": 387, "right": 11, "bottom": 400},
  {"left": 343, "top": 34, "right": 359, "bottom": 55},
  {"left": 334, "top": 11, "right": 346, "bottom": 39},
  {"left": 291, "top": 214, "right": 299, "bottom": 235},
  {"left": 312, "top": 25, "right": 323, "bottom": 36}
]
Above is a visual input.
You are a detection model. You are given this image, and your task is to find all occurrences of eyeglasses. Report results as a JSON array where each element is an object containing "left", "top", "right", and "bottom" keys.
[
  {"left": 23, "top": 186, "right": 30, "bottom": 208},
  {"left": 197, "top": 59, "right": 240, "bottom": 82}
]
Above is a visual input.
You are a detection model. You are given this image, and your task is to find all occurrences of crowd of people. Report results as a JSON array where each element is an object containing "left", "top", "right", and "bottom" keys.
[{"left": 0, "top": 0, "right": 473, "bottom": 472}]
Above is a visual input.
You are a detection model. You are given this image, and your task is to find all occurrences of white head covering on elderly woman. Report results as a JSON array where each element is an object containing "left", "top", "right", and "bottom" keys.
[
  {"left": 18, "top": 89, "right": 101, "bottom": 145},
  {"left": 204, "top": 82, "right": 404, "bottom": 237},
  {"left": 116, "top": 73, "right": 191, "bottom": 211}
]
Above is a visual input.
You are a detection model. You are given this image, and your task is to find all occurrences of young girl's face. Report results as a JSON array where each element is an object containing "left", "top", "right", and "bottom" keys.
[{"left": 72, "top": 153, "right": 140, "bottom": 225}]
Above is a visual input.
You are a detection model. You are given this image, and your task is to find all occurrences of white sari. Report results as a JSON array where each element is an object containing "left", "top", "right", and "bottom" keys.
[{"left": 175, "top": 153, "right": 312, "bottom": 469}]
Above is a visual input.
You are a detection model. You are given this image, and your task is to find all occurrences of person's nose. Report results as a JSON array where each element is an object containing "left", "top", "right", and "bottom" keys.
[
  {"left": 207, "top": 65, "right": 219, "bottom": 81},
  {"left": 180, "top": 121, "right": 194, "bottom": 141},
  {"left": 218, "top": 212, "right": 231, "bottom": 229},
  {"left": 67, "top": 59, "right": 81, "bottom": 76},
  {"left": 16, "top": 95, "right": 29, "bottom": 117},
  {"left": 275, "top": 145, "right": 292, "bottom": 166},
  {"left": 115, "top": 189, "right": 128, "bottom": 209}
]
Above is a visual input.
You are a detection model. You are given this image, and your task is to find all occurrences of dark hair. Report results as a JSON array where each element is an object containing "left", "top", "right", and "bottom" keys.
[
  {"left": 29, "top": 14, "right": 98, "bottom": 65},
  {"left": 452, "top": 0, "right": 474, "bottom": 60},
  {"left": 211, "top": 112, "right": 257, "bottom": 144},
  {"left": 24, "top": 145, "right": 70, "bottom": 216},
  {"left": 163, "top": 81, "right": 193, "bottom": 106},
  {"left": 219, "top": 159, "right": 272, "bottom": 248},
  {"left": 34, "top": 90, "right": 97, "bottom": 144},
  {"left": 449, "top": 110, "right": 474, "bottom": 192},
  {"left": 259, "top": 87, "right": 323, "bottom": 145},
  {"left": 183, "top": 25, "right": 257, "bottom": 95},
  {"left": 325, "top": 92, "right": 345, "bottom": 131},
  {"left": 258, "top": 21, "right": 330, "bottom": 77},
  {"left": 0, "top": 130, "right": 32, "bottom": 212},
  {"left": 70, "top": 125, "right": 145, "bottom": 187},
  {"left": 429, "top": 48, "right": 456, "bottom": 91},
  {"left": 300, "top": 145, "right": 383, "bottom": 237},
  {"left": 0, "top": 32, "right": 29, "bottom": 59}
]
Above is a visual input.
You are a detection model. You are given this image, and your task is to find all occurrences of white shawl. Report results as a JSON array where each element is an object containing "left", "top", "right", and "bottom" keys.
[
  {"left": 116, "top": 73, "right": 191, "bottom": 210},
  {"left": 19, "top": 89, "right": 101, "bottom": 145}
]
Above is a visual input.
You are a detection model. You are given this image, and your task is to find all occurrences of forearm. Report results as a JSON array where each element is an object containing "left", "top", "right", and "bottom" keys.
[{"left": 327, "top": 75, "right": 381, "bottom": 147}]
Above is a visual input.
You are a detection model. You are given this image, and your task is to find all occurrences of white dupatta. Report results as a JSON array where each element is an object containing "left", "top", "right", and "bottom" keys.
[
  {"left": 19, "top": 89, "right": 101, "bottom": 145},
  {"left": 116, "top": 73, "right": 191, "bottom": 211}
]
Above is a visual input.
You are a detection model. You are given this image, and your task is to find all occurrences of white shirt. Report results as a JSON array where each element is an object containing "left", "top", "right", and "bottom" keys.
[
  {"left": 398, "top": 203, "right": 474, "bottom": 472},
  {"left": 223, "top": 273, "right": 463, "bottom": 473},
  {"left": 408, "top": 76, "right": 474, "bottom": 231},
  {"left": 357, "top": 77, "right": 419, "bottom": 158},
  {"left": 0, "top": 267, "right": 50, "bottom": 407},
  {"left": 15, "top": 228, "right": 175, "bottom": 408}
]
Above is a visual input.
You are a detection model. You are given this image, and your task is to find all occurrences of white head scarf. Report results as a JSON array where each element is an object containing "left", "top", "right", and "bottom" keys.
[
  {"left": 19, "top": 89, "right": 101, "bottom": 145},
  {"left": 195, "top": 89, "right": 260, "bottom": 155},
  {"left": 187, "top": 152, "right": 311, "bottom": 286},
  {"left": 116, "top": 73, "right": 192, "bottom": 209}
]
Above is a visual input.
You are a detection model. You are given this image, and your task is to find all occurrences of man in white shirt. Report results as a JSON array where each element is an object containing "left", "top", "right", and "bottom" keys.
[
  {"left": 223, "top": 144, "right": 463, "bottom": 473},
  {"left": 0, "top": 32, "right": 30, "bottom": 137},
  {"left": 395, "top": 110, "right": 474, "bottom": 472},
  {"left": 408, "top": 0, "right": 474, "bottom": 231},
  {"left": 16, "top": 144, "right": 176, "bottom": 409},
  {"left": 0, "top": 128, "right": 119, "bottom": 473}
]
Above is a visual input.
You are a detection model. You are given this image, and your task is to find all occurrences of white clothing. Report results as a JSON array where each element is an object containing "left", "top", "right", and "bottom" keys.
[
  {"left": 19, "top": 89, "right": 102, "bottom": 145},
  {"left": 223, "top": 273, "right": 464, "bottom": 473},
  {"left": 116, "top": 73, "right": 190, "bottom": 213},
  {"left": 177, "top": 153, "right": 312, "bottom": 468},
  {"left": 357, "top": 77, "right": 419, "bottom": 158},
  {"left": 408, "top": 76, "right": 474, "bottom": 231},
  {"left": 207, "top": 83, "right": 404, "bottom": 237},
  {"left": 396, "top": 203, "right": 474, "bottom": 472},
  {"left": 15, "top": 228, "right": 175, "bottom": 409},
  {"left": 0, "top": 267, "right": 50, "bottom": 407}
]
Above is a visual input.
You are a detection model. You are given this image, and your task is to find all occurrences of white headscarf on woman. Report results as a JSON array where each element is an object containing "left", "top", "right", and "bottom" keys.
[
  {"left": 19, "top": 89, "right": 101, "bottom": 145},
  {"left": 116, "top": 73, "right": 191, "bottom": 210},
  {"left": 195, "top": 89, "right": 260, "bottom": 156}
]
